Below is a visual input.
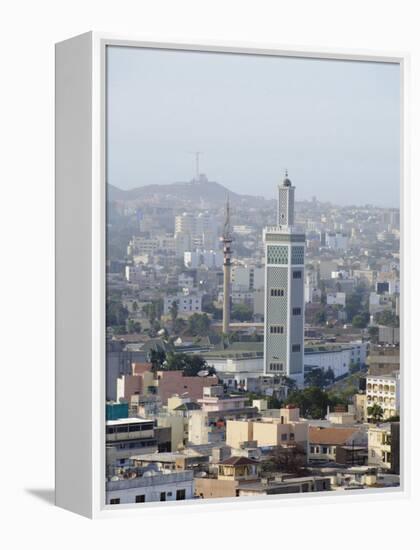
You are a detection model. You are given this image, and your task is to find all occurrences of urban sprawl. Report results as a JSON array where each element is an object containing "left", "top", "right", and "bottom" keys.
[{"left": 105, "top": 171, "right": 400, "bottom": 505}]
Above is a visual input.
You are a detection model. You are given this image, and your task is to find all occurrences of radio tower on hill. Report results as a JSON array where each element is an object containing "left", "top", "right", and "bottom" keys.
[{"left": 221, "top": 196, "right": 233, "bottom": 335}]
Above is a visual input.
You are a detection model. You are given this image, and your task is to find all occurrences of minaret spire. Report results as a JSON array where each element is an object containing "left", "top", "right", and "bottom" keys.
[{"left": 221, "top": 194, "right": 233, "bottom": 335}]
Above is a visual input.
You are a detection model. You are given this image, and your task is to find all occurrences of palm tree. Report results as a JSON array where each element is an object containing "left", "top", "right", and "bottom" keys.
[{"left": 367, "top": 403, "right": 384, "bottom": 422}]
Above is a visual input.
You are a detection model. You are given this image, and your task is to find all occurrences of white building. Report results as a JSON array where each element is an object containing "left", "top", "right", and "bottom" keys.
[
  {"left": 184, "top": 249, "right": 223, "bottom": 269},
  {"left": 263, "top": 172, "right": 305, "bottom": 382},
  {"left": 326, "top": 292, "right": 346, "bottom": 306},
  {"left": 368, "top": 424, "right": 392, "bottom": 470},
  {"left": 163, "top": 289, "right": 203, "bottom": 315},
  {"left": 325, "top": 232, "right": 348, "bottom": 251},
  {"left": 106, "top": 469, "right": 194, "bottom": 505},
  {"left": 304, "top": 341, "right": 368, "bottom": 378},
  {"left": 366, "top": 372, "right": 400, "bottom": 420},
  {"left": 178, "top": 272, "right": 195, "bottom": 290},
  {"left": 231, "top": 265, "right": 264, "bottom": 292},
  {"left": 233, "top": 224, "right": 253, "bottom": 236},
  {"left": 305, "top": 269, "right": 320, "bottom": 304}
]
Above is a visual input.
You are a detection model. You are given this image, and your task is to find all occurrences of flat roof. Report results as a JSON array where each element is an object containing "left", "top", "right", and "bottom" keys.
[{"left": 106, "top": 417, "right": 153, "bottom": 426}]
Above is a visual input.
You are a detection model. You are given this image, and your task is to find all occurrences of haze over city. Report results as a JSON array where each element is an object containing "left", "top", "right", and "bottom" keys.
[{"left": 107, "top": 46, "right": 400, "bottom": 207}]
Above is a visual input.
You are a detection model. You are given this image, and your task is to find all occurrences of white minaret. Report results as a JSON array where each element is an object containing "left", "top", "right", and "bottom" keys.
[
  {"left": 221, "top": 197, "right": 233, "bottom": 335},
  {"left": 263, "top": 171, "right": 305, "bottom": 383}
]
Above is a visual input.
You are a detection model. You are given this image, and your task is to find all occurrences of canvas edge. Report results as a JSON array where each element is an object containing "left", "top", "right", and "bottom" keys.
[{"left": 55, "top": 31, "right": 410, "bottom": 519}]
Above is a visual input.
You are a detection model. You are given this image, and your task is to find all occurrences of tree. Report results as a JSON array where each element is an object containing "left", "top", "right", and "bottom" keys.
[
  {"left": 348, "top": 362, "right": 360, "bottom": 374},
  {"left": 367, "top": 403, "right": 384, "bottom": 422},
  {"left": 160, "top": 352, "right": 215, "bottom": 377},
  {"left": 173, "top": 318, "right": 187, "bottom": 335},
  {"left": 231, "top": 303, "right": 253, "bottom": 322},
  {"left": 352, "top": 313, "right": 369, "bottom": 329},
  {"left": 304, "top": 368, "right": 335, "bottom": 389},
  {"left": 169, "top": 300, "right": 178, "bottom": 330},
  {"left": 149, "top": 349, "right": 166, "bottom": 371},
  {"left": 284, "top": 387, "right": 331, "bottom": 419},
  {"left": 315, "top": 310, "right": 327, "bottom": 325},
  {"left": 261, "top": 444, "right": 308, "bottom": 475},
  {"left": 375, "top": 310, "right": 399, "bottom": 328},
  {"left": 127, "top": 319, "right": 142, "bottom": 334},
  {"left": 106, "top": 298, "right": 129, "bottom": 328},
  {"left": 368, "top": 326, "right": 379, "bottom": 344},
  {"left": 346, "top": 287, "right": 365, "bottom": 322},
  {"left": 187, "top": 313, "right": 211, "bottom": 336}
]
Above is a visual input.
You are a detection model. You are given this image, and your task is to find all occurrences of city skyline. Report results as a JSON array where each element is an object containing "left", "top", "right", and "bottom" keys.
[{"left": 107, "top": 46, "right": 400, "bottom": 207}]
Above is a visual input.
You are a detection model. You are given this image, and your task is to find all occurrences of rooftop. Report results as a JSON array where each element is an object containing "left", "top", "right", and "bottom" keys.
[
  {"left": 106, "top": 417, "right": 153, "bottom": 426},
  {"left": 309, "top": 426, "right": 360, "bottom": 445},
  {"left": 219, "top": 456, "right": 260, "bottom": 466}
]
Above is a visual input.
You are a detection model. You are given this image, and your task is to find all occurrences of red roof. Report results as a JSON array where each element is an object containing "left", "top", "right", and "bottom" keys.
[{"left": 309, "top": 426, "right": 359, "bottom": 445}]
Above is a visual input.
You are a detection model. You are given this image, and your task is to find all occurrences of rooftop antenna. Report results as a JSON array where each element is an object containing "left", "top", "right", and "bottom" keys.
[
  {"left": 190, "top": 151, "right": 203, "bottom": 180},
  {"left": 223, "top": 193, "right": 231, "bottom": 240}
]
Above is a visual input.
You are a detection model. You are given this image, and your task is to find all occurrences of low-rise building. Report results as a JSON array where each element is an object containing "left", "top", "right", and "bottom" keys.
[
  {"left": 163, "top": 289, "right": 203, "bottom": 315},
  {"left": 365, "top": 371, "right": 400, "bottom": 420},
  {"left": 368, "top": 424, "right": 393, "bottom": 470},
  {"left": 308, "top": 425, "right": 367, "bottom": 463},
  {"left": 106, "top": 418, "right": 158, "bottom": 468},
  {"left": 226, "top": 406, "right": 308, "bottom": 450},
  {"left": 106, "top": 467, "right": 194, "bottom": 505}
]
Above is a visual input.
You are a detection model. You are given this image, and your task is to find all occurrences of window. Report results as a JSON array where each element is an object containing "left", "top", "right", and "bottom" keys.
[
  {"left": 281, "top": 433, "right": 288, "bottom": 441},
  {"left": 176, "top": 489, "right": 186, "bottom": 500},
  {"left": 269, "top": 363, "right": 283, "bottom": 372},
  {"left": 135, "top": 495, "right": 145, "bottom": 503},
  {"left": 292, "top": 344, "right": 301, "bottom": 352},
  {"left": 290, "top": 433, "right": 295, "bottom": 441},
  {"left": 110, "top": 498, "right": 120, "bottom": 505},
  {"left": 270, "top": 325, "right": 284, "bottom": 334},
  {"left": 271, "top": 288, "right": 285, "bottom": 297},
  {"left": 292, "top": 307, "right": 301, "bottom": 315},
  {"left": 322, "top": 446, "right": 328, "bottom": 454},
  {"left": 160, "top": 492, "right": 166, "bottom": 501},
  {"left": 293, "top": 270, "right": 302, "bottom": 279},
  {"left": 128, "top": 423, "right": 141, "bottom": 432},
  {"left": 310, "top": 446, "right": 315, "bottom": 453}
]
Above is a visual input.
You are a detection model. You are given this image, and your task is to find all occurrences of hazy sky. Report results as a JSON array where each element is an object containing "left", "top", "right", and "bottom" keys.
[{"left": 107, "top": 46, "right": 400, "bottom": 207}]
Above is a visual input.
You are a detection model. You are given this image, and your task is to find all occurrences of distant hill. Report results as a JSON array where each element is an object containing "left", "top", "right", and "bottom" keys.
[{"left": 107, "top": 176, "right": 269, "bottom": 208}]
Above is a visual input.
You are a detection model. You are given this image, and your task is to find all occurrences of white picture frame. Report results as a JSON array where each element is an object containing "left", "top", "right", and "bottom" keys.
[{"left": 55, "top": 31, "right": 409, "bottom": 518}]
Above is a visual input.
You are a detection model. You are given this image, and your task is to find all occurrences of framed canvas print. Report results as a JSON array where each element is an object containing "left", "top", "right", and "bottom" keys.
[{"left": 55, "top": 32, "right": 408, "bottom": 518}]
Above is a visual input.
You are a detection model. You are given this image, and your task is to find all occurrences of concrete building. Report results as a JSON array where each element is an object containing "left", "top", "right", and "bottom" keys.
[
  {"left": 326, "top": 292, "right": 346, "bottom": 306},
  {"left": 184, "top": 249, "right": 223, "bottom": 269},
  {"left": 106, "top": 418, "right": 158, "bottom": 467},
  {"left": 304, "top": 341, "right": 368, "bottom": 378},
  {"left": 226, "top": 406, "right": 308, "bottom": 450},
  {"left": 263, "top": 172, "right": 305, "bottom": 381},
  {"left": 366, "top": 371, "right": 400, "bottom": 420},
  {"left": 155, "top": 370, "right": 218, "bottom": 405},
  {"left": 368, "top": 424, "right": 393, "bottom": 470},
  {"left": 163, "top": 289, "right": 203, "bottom": 315},
  {"left": 231, "top": 265, "right": 264, "bottom": 292},
  {"left": 308, "top": 426, "right": 367, "bottom": 463},
  {"left": 106, "top": 468, "right": 194, "bottom": 505},
  {"left": 325, "top": 232, "right": 348, "bottom": 251}
]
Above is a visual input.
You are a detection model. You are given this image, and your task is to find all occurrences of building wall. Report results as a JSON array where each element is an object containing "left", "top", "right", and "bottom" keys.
[
  {"left": 366, "top": 373, "right": 400, "bottom": 419},
  {"left": 368, "top": 425, "right": 392, "bottom": 469},
  {"left": 156, "top": 371, "right": 218, "bottom": 405},
  {"left": 194, "top": 478, "right": 238, "bottom": 499},
  {"left": 106, "top": 471, "right": 194, "bottom": 504},
  {"left": 226, "top": 420, "right": 253, "bottom": 448}
]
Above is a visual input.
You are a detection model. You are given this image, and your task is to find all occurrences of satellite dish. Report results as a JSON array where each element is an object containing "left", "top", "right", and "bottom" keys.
[{"left": 197, "top": 370, "right": 209, "bottom": 377}]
